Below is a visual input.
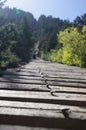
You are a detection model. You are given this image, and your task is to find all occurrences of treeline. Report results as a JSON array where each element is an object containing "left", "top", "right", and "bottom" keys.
[
  {"left": 0, "top": 0, "right": 86, "bottom": 68},
  {"left": 0, "top": 20, "right": 34, "bottom": 68},
  {"left": 38, "top": 15, "right": 71, "bottom": 53},
  {"left": 0, "top": 5, "right": 71, "bottom": 68},
  {"left": 39, "top": 15, "right": 86, "bottom": 68},
  {"left": 0, "top": 2, "right": 35, "bottom": 68}
]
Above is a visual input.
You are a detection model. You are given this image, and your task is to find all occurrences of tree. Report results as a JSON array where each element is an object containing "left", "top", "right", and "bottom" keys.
[
  {"left": 81, "top": 14, "right": 86, "bottom": 25},
  {"left": 15, "top": 17, "right": 34, "bottom": 62},
  {"left": 0, "top": 0, "right": 6, "bottom": 7},
  {"left": 57, "top": 27, "right": 86, "bottom": 67},
  {"left": 0, "top": 23, "right": 20, "bottom": 67},
  {"left": 73, "top": 14, "right": 86, "bottom": 27},
  {"left": 38, "top": 15, "right": 67, "bottom": 55},
  {"left": 73, "top": 16, "right": 83, "bottom": 26}
]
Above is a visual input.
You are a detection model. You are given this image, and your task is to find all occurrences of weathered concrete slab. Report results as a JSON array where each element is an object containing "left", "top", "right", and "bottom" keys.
[
  {"left": 0, "top": 125, "right": 61, "bottom": 130},
  {"left": 0, "top": 90, "right": 86, "bottom": 106},
  {"left": 0, "top": 108, "right": 86, "bottom": 130},
  {"left": 0, "top": 100, "right": 86, "bottom": 116},
  {"left": 47, "top": 81, "right": 86, "bottom": 88},
  {"left": 0, "top": 59, "right": 86, "bottom": 129},
  {"left": 0, "top": 78, "right": 45, "bottom": 85},
  {"left": 0, "top": 82, "right": 48, "bottom": 91}
]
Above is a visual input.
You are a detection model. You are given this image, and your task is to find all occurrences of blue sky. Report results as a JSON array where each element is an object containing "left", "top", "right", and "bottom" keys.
[{"left": 6, "top": 0, "right": 86, "bottom": 21}]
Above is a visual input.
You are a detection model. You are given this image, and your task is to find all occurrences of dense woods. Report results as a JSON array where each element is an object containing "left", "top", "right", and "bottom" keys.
[{"left": 0, "top": 0, "right": 86, "bottom": 68}]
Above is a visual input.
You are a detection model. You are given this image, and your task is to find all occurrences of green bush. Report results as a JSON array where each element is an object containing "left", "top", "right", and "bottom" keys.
[
  {"left": 0, "top": 48, "right": 20, "bottom": 68},
  {"left": 50, "top": 49, "right": 62, "bottom": 63}
]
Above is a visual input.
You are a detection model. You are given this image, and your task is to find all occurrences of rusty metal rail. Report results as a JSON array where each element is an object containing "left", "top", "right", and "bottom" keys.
[{"left": 0, "top": 59, "right": 86, "bottom": 130}]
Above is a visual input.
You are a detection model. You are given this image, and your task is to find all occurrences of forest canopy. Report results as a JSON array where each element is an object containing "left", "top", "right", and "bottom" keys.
[{"left": 0, "top": 1, "right": 86, "bottom": 68}]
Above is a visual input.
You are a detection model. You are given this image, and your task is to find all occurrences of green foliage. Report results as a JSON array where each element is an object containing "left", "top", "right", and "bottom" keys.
[
  {"left": 44, "top": 52, "right": 50, "bottom": 61},
  {"left": 38, "top": 15, "right": 71, "bottom": 53},
  {"left": 40, "top": 51, "right": 50, "bottom": 61},
  {"left": 0, "top": 48, "right": 20, "bottom": 67},
  {"left": 0, "top": 6, "right": 35, "bottom": 68},
  {"left": 50, "top": 50, "right": 57, "bottom": 62},
  {"left": 0, "top": 20, "right": 34, "bottom": 68},
  {"left": 73, "top": 14, "right": 86, "bottom": 27},
  {"left": 50, "top": 49, "right": 62, "bottom": 63},
  {"left": 38, "top": 15, "right": 73, "bottom": 62},
  {"left": 50, "top": 26, "right": 86, "bottom": 67},
  {"left": 40, "top": 51, "right": 45, "bottom": 59},
  {"left": 0, "top": 23, "right": 17, "bottom": 68},
  {"left": 0, "top": 6, "right": 86, "bottom": 68},
  {"left": 0, "top": 23, "right": 18, "bottom": 50},
  {"left": 13, "top": 17, "right": 34, "bottom": 62}
]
